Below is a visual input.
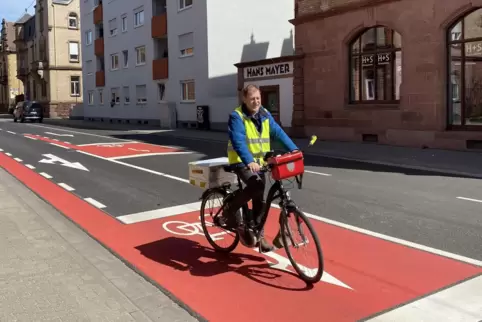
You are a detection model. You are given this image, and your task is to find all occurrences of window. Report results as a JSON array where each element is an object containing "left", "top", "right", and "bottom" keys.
[
  {"left": 121, "top": 15, "right": 127, "bottom": 32},
  {"left": 70, "top": 76, "right": 81, "bottom": 96},
  {"left": 123, "top": 86, "right": 130, "bottom": 103},
  {"left": 134, "top": 9, "right": 144, "bottom": 27},
  {"left": 448, "top": 9, "right": 482, "bottom": 127},
  {"left": 158, "top": 83, "right": 166, "bottom": 101},
  {"left": 68, "top": 42, "right": 80, "bottom": 62},
  {"left": 135, "top": 46, "right": 146, "bottom": 65},
  {"left": 88, "top": 91, "right": 94, "bottom": 105},
  {"left": 111, "top": 87, "right": 120, "bottom": 104},
  {"left": 122, "top": 50, "right": 128, "bottom": 68},
  {"left": 181, "top": 80, "right": 195, "bottom": 101},
  {"left": 68, "top": 13, "right": 78, "bottom": 29},
  {"left": 179, "top": 0, "right": 193, "bottom": 11},
  {"left": 98, "top": 89, "right": 104, "bottom": 104},
  {"left": 349, "top": 26, "right": 402, "bottom": 103},
  {"left": 136, "top": 85, "right": 147, "bottom": 103},
  {"left": 85, "top": 30, "right": 92, "bottom": 45},
  {"left": 108, "top": 18, "right": 117, "bottom": 36},
  {"left": 86, "top": 60, "right": 93, "bottom": 75},
  {"left": 110, "top": 53, "right": 119, "bottom": 70},
  {"left": 178, "top": 32, "right": 194, "bottom": 57}
]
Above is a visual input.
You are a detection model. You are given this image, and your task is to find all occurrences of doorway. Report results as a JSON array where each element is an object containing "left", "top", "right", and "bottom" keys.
[{"left": 260, "top": 85, "right": 280, "bottom": 124}]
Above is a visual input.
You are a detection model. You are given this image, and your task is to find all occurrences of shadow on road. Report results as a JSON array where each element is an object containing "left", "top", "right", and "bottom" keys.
[{"left": 135, "top": 236, "right": 313, "bottom": 291}]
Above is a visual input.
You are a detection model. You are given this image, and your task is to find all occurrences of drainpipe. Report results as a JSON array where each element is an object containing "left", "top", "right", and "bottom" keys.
[{"left": 51, "top": 3, "right": 58, "bottom": 105}]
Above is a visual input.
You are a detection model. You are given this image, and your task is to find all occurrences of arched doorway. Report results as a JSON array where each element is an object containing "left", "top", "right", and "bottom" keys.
[{"left": 448, "top": 8, "right": 482, "bottom": 129}]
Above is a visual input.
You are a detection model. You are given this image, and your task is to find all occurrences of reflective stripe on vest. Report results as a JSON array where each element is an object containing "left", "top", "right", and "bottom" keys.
[{"left": 227, "top": 106, "right": 271, "bottom": 165}]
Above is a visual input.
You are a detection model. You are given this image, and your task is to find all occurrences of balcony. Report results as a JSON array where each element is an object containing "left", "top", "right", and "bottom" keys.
[
  {"left": 152, "top": 58, "right": 168, "bottom": 80},
  {"left": 151, "top": 13, "right": 167, "bottom": 38},
  {"left": 94, "top": 38, "right": 104, "bottom": 56},
  {"left": 95, "top": 71, "right": 105, "bottom": 87},
  {"left": 93, "top": 4, "right": 103, "bottom": 25}
]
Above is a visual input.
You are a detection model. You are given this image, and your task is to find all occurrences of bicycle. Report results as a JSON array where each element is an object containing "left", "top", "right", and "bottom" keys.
[{"left": 199, "top": 136, "right": 324, "bottom": 284}]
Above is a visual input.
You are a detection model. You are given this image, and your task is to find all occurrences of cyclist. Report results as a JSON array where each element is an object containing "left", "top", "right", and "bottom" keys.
[{"left": 223, "top": 84, "right": 299, "bottom": 253}]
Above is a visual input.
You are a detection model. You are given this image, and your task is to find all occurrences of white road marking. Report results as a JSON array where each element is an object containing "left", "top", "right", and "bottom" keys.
[
  {"left": 365, "top": 275, "right": 482, "bottom": 321},
  {"left": 457, "top": 196, "right": 482, "bottom": 203},
  {"left": 50, "top": 143, "right": 70, "bottom": 149},
  {"left": 77, "top": 141, "right": 138, "bottom": 146},
  {"left": 40, "top": 172, "right": 52, "bottom": 179},
  {"left": 7, "top": 131, "right": 16, "bottom": 134},
  {"left": 44, "top": 131, "right": 74, "bottom": 137},
  {"left": 108, "top": 151, "right": 193, "bottom": 160},
  {"left": 14, "top": 158, "right": 22, "bottom": 162},
  {"left": 52, "top": 138, "right": 60, "bottom": 141},
  {"left": 25, "top": 164, "right": 35, "bottom": 169},
  {"left": 305, "top": 170, "right": 332, "bottom": 176},
  {"left": 30, "top": 124, "right": 134, "bottom": 142},
  {"left": 5, "top": 152, "right": 12, "bottom": 156},
  {"left": 39, "top": 154, "right": 89, "bottom": 171},
  {"left": 58, "top": 183, "right": 75, "bottom": 191},
  {"left": 117, "top": 202, "right": 203, "bottom": 224},
  {"left": 77, "top": 150, "right": 189, "bottom": 183},
  {"left": 64, "top": 141, "right": 71, "bottom": 144},
  {"left": 84, "top": 197, "right": 106, "bottom": 209},
  {"left": 0, "top": 148, "right": 3, "bottom": 151},
  {"left": 25, "top": 136, "right": 38, "bottom": 140}
]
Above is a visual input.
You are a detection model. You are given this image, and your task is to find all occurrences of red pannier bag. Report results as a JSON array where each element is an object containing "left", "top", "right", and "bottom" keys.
[{"left": 268, "top": 151, "right": 305, "bottom": 180}]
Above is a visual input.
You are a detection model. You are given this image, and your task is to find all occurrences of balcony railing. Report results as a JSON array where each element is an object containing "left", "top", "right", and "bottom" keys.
[
  {"left": 152, "top": 58, "right": 168, "bottom": 80},
  {"left": 96, "top": 70, "right": 105, "bottom": 87},
  {"left": 94, "top": 38, "right": 104, "bottom": 56},
  {"left": 151, "top": 13, "right": 167, "bottom": 38},
  {"left": 93, "top": 4, "right": 103, "bottom": 25}
]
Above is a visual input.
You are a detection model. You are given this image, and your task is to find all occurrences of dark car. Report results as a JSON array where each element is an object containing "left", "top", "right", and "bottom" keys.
[{"left": 13, "top": 101, "right": 44, "bottom": 123}]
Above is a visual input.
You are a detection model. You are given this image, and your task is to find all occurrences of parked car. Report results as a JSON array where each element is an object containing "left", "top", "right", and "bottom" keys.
[{"left": 13, "top": 101, "right": 43, "bottom": 123}]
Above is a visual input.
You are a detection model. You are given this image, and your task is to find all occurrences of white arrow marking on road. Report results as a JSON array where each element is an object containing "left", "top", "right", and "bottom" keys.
[
  {"left": 45, "top": 132, "right": 74, "bottom": 137},
  {"left": 39, "top": 154, "right": 89, "bottom": 171}
]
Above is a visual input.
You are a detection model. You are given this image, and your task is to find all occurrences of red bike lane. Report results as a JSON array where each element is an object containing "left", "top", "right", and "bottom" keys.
[{"left": 1, "top": 152, "right": 481, "bottom": 322}]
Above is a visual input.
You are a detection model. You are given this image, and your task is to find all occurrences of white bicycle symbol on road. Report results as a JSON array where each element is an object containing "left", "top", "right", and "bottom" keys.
[{"left": 162, "top": 220, "right": 229, "bottom": 241}]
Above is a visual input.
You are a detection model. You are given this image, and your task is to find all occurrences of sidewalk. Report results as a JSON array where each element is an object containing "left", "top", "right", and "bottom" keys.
[
  {"left": 43, "top": 119, "right": 482, "bottom": 178},
  {"left": 0, "top": 168, "right": 198, "bottom": 321}
]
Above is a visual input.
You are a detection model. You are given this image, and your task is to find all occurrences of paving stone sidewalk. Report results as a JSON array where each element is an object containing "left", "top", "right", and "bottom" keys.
[{"left": 0, "top": 168, "right": 198, "bottom": 322}]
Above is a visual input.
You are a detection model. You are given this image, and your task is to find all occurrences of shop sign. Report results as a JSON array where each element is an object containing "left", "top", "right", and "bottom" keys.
[
  {"left": 244, "top": 61, "right": 294, "bottom": 79},
  {"left": 361, "top": 53, "right": 391, "bottom": 66}
]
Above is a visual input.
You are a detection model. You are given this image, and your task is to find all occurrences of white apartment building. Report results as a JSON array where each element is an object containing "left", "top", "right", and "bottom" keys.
[{"left": 80, "top": 0, "right": 295, "bottom": 129}]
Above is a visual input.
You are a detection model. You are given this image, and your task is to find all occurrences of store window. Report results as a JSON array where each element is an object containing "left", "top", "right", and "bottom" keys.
[
  {"left": 448, "top": 9, "right": 482, "bottom": 127},
  {"left": 349, "top": 26, "right": 402, "bottom": 103}
]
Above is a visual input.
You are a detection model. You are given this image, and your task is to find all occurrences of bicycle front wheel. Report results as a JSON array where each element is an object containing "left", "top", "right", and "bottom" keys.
[
  {"left": 200, "top": 188, "right": 240, "bottom": 253},
  {"left": 280, "top": 207, "right": 324, "bottom": 284}
]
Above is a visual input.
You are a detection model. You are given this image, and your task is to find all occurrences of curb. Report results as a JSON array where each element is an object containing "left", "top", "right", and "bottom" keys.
[{"left": 155, "top": 132, "right": 482, "bottom": 179}]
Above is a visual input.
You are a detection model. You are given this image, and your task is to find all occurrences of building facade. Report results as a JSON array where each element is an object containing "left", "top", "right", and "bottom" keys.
[
  {"left": 0, "top": 19, "right": 23, "bottom": 112},
  {"left": 292, "top": 0, "right": 482, "bottom": 150},
  {"left": 14, "top": 0, "right": 83, "bottom": 118},
  {"left": 81, "top": 0, "right": 294, "bottom": 129}
]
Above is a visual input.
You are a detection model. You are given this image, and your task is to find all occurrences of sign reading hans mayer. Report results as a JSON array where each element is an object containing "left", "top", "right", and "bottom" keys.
[{"left": 244, "top": 61, "right": 294, "bottom": 79}]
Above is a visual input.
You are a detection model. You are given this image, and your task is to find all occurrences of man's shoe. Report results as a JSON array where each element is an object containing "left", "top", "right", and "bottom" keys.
[
  {"left": 272, "top": 229, "right": 291, "bottom": 249},
  {"left": 257, "top": 237, "right": 274, "bottom": 253}
]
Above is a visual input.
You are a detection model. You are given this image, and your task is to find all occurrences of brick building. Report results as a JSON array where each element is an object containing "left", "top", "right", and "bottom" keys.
[{"left": 291, "top": 0, "right": 482, "bottom": 150}]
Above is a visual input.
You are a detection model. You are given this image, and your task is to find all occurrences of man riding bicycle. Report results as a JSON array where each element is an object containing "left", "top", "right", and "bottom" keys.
[{"left": 223, "top": 84, "right": 299, "bottom": 253}]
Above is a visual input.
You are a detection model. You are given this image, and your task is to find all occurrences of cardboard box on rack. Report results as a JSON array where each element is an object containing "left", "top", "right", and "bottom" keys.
[{"left": 188, "top": 157, "right": 237, "bottom": 189}]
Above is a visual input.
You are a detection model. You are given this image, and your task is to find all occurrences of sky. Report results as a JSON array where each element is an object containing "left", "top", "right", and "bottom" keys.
[{"left": 1, "top": 0, "right": 35, "bottom": 23}]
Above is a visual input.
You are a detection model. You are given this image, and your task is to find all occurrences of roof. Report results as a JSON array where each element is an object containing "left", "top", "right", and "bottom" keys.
[{"left": 14, "top": 13, "right": 32, "bottom": 25}]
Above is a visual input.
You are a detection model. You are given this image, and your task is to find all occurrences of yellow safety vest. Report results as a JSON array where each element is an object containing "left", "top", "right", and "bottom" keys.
[{"left": 227, "top": 106, "right": 270, "bottom": 165}]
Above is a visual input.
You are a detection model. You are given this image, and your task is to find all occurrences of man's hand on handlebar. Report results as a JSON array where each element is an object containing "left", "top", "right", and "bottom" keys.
[{"left": 247, "top": 161, "right": 261, "bottom": 173}]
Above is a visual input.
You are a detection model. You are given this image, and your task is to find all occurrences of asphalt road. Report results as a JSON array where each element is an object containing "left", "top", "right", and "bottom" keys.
[{"left": 0, "top": 118, "right": 481, "bottom": 263}]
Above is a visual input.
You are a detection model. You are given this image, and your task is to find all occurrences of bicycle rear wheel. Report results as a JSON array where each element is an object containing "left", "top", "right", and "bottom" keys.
[
  {"left": 200, "top": 188, "right": 240, "bottom": 253},
  {"left": 280, "top": 207, "right": 324, "bottom": 283}
]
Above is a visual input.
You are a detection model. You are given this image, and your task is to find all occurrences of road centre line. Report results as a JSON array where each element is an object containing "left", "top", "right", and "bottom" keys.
[
  {"left": 76, "top": 150, "right": 190, "bottom": 184},
  {"left": 457, "top": 196, "right": 482, "bottom": 203},
  {"left": 119, "top": 200, "right": 482, "bottom": 267},
  {"left": 50, "top": 143, "right": 70, "bottom": 149},
  {"left": 108, "top": 151, "right": 193, "bottom": 160},
  {"left": 77, "top": 141, "right": 138, "bottom": 146}
]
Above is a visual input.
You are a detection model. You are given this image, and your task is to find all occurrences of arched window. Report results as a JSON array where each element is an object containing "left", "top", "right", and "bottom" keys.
[
  {"left": 448, "top": 9, "right": 482, "bottom": 127},
  {"left": 349, "top": 26, "right": 402, "bottom": 103},
  {"left": 68, "top": 13, "right": 78, "bottom": 29}
]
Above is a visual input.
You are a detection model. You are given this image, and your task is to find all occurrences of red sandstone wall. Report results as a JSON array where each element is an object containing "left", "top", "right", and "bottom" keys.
[{"left": 293, "top": 0, "right": 482, "bottom": 135}]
